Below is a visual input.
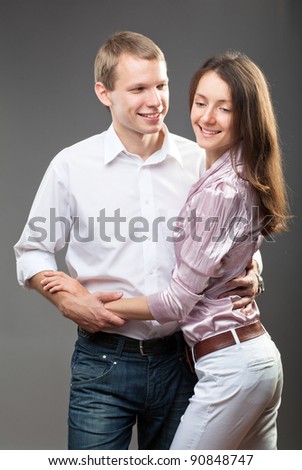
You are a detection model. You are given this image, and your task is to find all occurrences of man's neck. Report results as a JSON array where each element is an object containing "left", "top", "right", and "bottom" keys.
[{"left": 113, "top": 127, "right": 165, "bottom": 160}]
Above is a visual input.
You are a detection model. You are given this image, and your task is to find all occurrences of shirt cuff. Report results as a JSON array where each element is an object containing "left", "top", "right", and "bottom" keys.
[
  {"left": 252, "top": 249, "right": 263, "bottom": 274},
  {"left": 147, "top": 286, "right": 201, "bottom": 324},
  {"left": 16, "top": 250, "right": 58, "bottom": 288}
]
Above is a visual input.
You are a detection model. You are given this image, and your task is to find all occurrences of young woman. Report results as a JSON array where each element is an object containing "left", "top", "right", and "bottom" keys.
[{"left": 41, "top": 51, "right": 289, "bottom": 449}]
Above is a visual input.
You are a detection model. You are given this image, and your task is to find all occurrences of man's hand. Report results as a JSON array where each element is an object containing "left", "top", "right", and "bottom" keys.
[
  {"left": 28, "top": 271, "right": 126, "bottom": 332},
  {"left": 219, "top": 260, "right": 259, "bottom": 314},
  {"left": 58, "top": 290, "right": 126, "bottom": 333}
]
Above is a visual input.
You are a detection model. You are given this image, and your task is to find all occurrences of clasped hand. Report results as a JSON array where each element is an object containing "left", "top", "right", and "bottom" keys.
[
  {"left": 40, "top": 267, "right": 259, "bottom": 331},
  {"left": 41, "top": 271, "right": 125, "bottom": 332}
]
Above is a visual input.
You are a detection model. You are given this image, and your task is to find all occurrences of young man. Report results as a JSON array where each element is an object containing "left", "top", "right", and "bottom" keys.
[{"left": 14, "top": 31, "right": 261, "bottom": 450}]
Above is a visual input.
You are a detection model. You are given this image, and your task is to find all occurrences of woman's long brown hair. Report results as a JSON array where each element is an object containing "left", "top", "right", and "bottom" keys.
[{"left": 189, "top": 51, "right": 290, "bottom": 235}]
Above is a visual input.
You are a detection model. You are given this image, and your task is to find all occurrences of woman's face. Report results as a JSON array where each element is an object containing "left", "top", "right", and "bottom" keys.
[{"left": 191, "top": 70, "right": 235, "bottom": 165}]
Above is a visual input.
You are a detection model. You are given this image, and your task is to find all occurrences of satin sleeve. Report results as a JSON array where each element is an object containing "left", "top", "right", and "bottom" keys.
[{"left": 148, "top": 180, "right": 248, "bottom": 323}]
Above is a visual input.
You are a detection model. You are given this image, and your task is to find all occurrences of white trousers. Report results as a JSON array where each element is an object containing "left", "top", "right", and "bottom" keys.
[{"left": 170, "top": 332, "right": 283, "bottom": 449}]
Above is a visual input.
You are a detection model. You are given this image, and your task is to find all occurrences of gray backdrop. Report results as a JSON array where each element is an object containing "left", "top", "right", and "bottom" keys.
[{"left": 1, "top": 0, "right": 301, "bottom": 450}]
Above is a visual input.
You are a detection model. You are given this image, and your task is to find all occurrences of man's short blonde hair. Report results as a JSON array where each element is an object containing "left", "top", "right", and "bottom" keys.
[{"left": 94, "top": 31, "right": 166, "bottom": 90}]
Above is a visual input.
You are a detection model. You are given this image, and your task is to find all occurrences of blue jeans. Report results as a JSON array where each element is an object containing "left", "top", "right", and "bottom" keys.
[{"left": 68, "top": 331, "right": 197, "bottom": 450}]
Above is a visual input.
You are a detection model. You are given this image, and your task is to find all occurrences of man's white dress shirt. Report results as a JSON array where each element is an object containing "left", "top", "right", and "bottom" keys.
[{"left": 14, "top": 125, "right": 205, "bottom": 339}]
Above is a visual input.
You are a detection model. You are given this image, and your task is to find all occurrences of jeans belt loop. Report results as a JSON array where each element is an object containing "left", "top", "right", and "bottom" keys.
[{"left": 139, "top": 340, "right": 148, "bottom": 356}]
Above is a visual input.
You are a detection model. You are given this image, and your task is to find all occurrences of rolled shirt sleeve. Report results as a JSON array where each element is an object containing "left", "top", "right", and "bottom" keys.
[{"left": 14, "top": 155, "right": 71, "bottom": 287}]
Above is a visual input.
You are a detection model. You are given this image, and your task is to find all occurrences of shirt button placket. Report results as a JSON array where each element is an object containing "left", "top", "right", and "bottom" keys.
[{"left": 138, "top": 165, "right": 158, "bottom": 294}]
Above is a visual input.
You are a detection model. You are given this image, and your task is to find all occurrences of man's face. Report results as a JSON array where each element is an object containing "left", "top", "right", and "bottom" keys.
[{"left": 105, "top": 53, "right": 169, "bottom": 142}]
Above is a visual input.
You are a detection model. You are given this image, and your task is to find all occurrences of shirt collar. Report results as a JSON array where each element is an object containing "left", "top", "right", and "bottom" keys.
[
  {"left": 104, "top": 123, "right": 184, "bottom": 167},
  {"left": 104, "top": 124, "right": 126, "bottom": 164},
  {"left": 187, "top": 146, "right": 242, "bottom": 200},
  {"left": 160, "top": 125, "right": 184, "bottom": 167}
]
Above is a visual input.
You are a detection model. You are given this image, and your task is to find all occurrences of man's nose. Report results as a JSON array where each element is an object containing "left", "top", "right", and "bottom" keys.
[{"left": 146, "top": 89, "right": 162, "bottom": 107}]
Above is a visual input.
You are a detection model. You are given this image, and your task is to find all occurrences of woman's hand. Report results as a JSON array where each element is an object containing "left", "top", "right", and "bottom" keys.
[{"left": 40, "top": 271, "right": 89, "bottom": 296}]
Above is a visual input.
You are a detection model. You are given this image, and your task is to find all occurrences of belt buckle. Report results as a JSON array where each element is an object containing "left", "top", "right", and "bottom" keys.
[{"left": 139, "top": 340, "right": 148, "bottom": 356}]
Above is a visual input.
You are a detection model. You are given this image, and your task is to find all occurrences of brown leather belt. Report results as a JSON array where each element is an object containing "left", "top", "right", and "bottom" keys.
[{"left": 193, "top": 321, "right": 265, "bottom": 361}]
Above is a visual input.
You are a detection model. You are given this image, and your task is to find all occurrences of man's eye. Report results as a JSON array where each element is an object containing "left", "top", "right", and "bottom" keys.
[{"left": 131, "top": 87, "right": 144, "bottom": 92}]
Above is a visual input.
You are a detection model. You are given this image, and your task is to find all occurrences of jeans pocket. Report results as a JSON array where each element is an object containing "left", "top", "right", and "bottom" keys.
[{"left": 71, "top": 340, "right": 116, "bottom": 385}]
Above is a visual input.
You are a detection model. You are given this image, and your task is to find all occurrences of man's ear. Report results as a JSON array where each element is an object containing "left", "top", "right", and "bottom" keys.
[{"left": 95, "top": 82, "right": 112, "bottom": 107}]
